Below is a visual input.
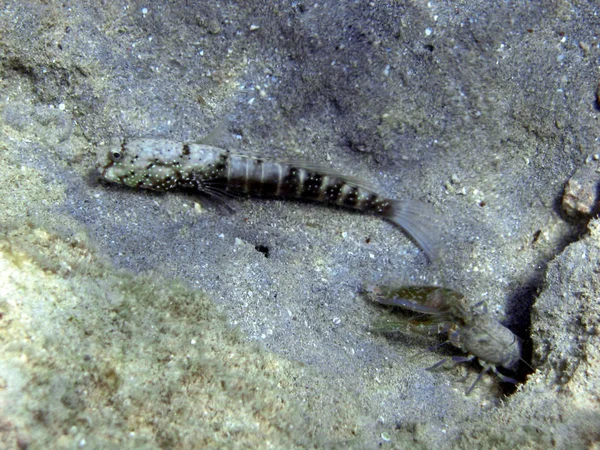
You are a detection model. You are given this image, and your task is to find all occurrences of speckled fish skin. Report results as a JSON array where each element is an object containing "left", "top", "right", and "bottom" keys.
[{"left": 97, "top": 137, "right": 441, "bottom": 261}]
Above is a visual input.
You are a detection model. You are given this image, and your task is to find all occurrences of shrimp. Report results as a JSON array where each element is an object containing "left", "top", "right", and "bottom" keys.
[{"left": 365, "top": 285, "right": 522, "bottom": 394}]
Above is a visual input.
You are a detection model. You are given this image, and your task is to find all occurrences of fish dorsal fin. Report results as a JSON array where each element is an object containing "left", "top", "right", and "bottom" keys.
[{"left": 279, "top": 159, "right": 381, "bottom": 191}]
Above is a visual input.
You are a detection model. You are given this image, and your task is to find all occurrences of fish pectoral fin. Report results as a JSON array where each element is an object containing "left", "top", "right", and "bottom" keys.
[
  {"left": 193, "top": 194, "right": 237, "bottom": 215},
  {"left": 192, "top": 178, "right": 238, "bottom": 214}
]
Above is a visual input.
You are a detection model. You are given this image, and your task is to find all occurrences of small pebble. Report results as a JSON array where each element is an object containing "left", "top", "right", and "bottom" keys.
[{"left": 562, "top": 159, "right": 600, "bottom": 217}]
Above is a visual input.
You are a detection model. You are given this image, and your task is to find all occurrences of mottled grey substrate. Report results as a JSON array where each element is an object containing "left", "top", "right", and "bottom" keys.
[{"left": 0, "top": 0, "right": 598, "bottom": 448}]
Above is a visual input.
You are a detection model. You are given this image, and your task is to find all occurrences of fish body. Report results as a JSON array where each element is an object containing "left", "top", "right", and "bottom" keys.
[{"left": 97, "top": 137, "right": 440, "bottom": 260}]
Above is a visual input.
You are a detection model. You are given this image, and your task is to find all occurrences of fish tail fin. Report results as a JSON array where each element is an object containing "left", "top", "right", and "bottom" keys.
[{"left": 384, "top": 199, "right": 443, "bottom": 263}]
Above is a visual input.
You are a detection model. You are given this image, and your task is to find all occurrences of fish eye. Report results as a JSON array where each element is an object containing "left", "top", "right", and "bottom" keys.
[{"left": 110, "top": 151, "right": 123, "bottom": 161}]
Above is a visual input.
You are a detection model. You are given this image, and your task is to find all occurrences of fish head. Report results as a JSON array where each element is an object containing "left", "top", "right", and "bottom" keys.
[{"left": 96, "top": 137, "right": 183, "bottom": 191}]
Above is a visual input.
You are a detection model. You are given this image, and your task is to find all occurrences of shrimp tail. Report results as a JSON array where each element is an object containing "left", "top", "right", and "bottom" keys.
[{"left": 383, "top": 200, "right": 443, "bottom": 262}]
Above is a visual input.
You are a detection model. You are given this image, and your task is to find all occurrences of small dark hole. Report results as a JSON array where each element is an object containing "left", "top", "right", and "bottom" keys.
[{"left": 255, "top": 245, "right": 269, "bottom": 258}]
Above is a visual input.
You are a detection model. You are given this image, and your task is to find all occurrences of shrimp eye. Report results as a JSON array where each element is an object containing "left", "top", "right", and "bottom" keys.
[{"left": 110, "top": 151, "right": 123, "bottom": 161}]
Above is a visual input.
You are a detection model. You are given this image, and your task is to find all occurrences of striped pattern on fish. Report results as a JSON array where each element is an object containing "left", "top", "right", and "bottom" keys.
[{"left": 97, "top": 137, "right": 441, "bottom": 261}]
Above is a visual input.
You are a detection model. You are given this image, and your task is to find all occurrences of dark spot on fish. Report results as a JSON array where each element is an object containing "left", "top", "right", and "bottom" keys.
[
  {"left": 372, "top": 199, "right": 392, "bottom": 215},
  {"left": 227, "top": 176, "right": 245, "bottom": 192},
  {"left": 359, "top": 193, "right": 378, "bottom": 211},
  {"left": 301, "top": 172, "right": 323, "bottom": 200},
  {"left": 182, "top": 144, "right": 191, "bottom": 156},
  {"left": 342, "top": 186, "right": 359, "bottom": 207},
  {"left": 212, "top": 152, "right": 229, "bottom": 177},
  {"left": 256, "top": 161, "right": 280, "bottom": 196},
  {"left": 323, "top": 180, "right": 344, "bottom": 203},
  {"left": 247, "top": 159, "right": 264, "bottom": 194},
  {"left": 279, "top": 167, "right": 300, "bottom": 197}
]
